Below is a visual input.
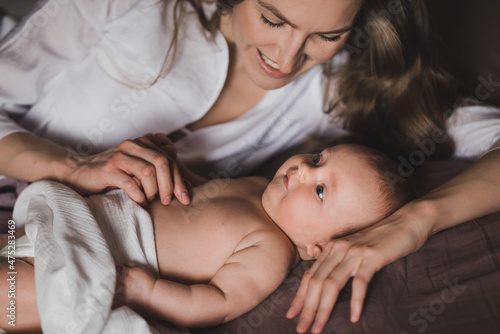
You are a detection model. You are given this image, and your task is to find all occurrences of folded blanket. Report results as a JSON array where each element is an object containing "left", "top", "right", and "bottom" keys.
[{"left": 11, "top": 180, "right": 183, "bottom": 334}]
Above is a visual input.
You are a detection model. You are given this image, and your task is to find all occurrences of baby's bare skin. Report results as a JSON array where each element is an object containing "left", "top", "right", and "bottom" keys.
[
  {"left": 130, "top": 176, "right": 299, "bottom": 326},
  {"left": 150, "top": 176, "right": 298, "bottom": 285}
]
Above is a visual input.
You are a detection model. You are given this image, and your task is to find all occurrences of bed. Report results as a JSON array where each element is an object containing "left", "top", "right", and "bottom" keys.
[{"left": 1, "top": 0, "right": 500, "bottom": 332}]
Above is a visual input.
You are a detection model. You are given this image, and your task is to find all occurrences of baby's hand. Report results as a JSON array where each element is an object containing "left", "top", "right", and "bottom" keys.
[{"left": 114, "top": 262, "right": 156, "bottom": 312}]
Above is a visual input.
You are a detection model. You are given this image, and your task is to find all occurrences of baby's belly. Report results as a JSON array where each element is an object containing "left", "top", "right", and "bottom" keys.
[{"left": 148, "top": 198, "right": 254, "bottom": 285}]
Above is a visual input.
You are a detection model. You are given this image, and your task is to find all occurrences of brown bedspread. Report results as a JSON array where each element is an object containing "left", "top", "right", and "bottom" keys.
[{"left": 0, "top": 176, "right": 27, "bottom": 232}]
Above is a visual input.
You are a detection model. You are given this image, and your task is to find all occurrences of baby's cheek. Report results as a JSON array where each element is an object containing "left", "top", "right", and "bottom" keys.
[{"left": 276, "top": 195, "right": 300, "bottom": 226}]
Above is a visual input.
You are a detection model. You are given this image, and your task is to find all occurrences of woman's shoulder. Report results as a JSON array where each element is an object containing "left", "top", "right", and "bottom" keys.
[{"left": 447, "top": 102, "right": 500, "bottom": 159}]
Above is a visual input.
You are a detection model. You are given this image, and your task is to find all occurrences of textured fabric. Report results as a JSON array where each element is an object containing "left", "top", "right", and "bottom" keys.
[
  {"left": 448, "top": 105, "right": 500, "bottom": 159},
  {"left": 0, "top": 234, "right": 33, "bottom": 257},
  {"left": 12, "top": 180, "right": 161, "bottom": 333}
]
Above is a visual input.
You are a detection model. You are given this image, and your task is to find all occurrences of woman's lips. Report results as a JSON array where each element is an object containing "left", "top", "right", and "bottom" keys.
[{"left": 256, "top": 49, "right": 290, "bottom": 79}]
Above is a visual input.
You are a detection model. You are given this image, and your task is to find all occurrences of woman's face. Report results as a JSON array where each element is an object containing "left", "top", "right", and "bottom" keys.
[{"left": 227, "top": 0, "right": 362, "bottom": 90}]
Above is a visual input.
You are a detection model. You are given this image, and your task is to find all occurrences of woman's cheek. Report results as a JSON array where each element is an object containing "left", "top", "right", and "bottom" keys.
[{"left": 308, "top": 42, "right": 344, "bottom": 63}]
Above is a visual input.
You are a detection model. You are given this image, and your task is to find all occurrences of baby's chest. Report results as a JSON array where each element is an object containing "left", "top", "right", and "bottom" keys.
[{"left": 151, "top": 198, "right": 264, "bottom": 284}]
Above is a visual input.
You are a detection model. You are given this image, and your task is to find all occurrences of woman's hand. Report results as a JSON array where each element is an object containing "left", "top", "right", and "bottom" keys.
[
  {"left": 286, "top": 201, "right": 432, "bottom": 334},
  {"left": 114, "top": 262, "right": 156, "bottom": 311},
  {"left": 64, "top": 133, "right": 191, "bottom": 207}
]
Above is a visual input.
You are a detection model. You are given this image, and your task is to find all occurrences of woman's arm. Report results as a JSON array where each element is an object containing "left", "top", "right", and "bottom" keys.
[
  {"left": 423, "top": 149, "right": 500, "bottom": 233},
  {"left": 0, "top": 131, "right": 194, "bottom": 207},
  {"left": 287, "top": 149, "right": 500, "bottom": 334},
  {"left": 0, "top": 1, "right": 199, "bottom": 205}
]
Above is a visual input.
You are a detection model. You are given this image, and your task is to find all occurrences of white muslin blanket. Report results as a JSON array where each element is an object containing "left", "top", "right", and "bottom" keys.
[{"left": 11, "top": 180, "right": 185, "bottom": 334}]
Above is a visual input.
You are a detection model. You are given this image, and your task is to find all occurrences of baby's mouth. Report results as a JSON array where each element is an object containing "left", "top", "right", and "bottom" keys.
[
  {"left": 259, "top": 50, "right": 280, "bottom": 70},
  {"left": 283, "top": 170, "right": 291, "bottom": 190}
]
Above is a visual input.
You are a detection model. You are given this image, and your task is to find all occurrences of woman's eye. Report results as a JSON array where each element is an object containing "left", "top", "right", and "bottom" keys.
[
  {"left": 318, "top": 34, "right": 341, "bottom": 42},
  {"left": 316, "top": 185, "right": 324, "bottom": 200},
  {"left": 261, "top": 15, "right": 284, "bottom": 28},
  {"left": 313, "top": 155, "right": 321, "bottom": 166}
]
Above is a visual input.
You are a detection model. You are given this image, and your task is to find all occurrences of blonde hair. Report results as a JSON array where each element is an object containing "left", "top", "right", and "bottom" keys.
[{"left": 326, "top": 0, "right": 459, "bottom": 157}]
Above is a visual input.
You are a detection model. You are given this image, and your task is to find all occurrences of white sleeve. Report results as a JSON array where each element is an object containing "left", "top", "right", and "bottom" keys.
[
  {"left": 447, "top": 105, "right": 500, "bottom": 159},
  {"left": 0, "top": 0, "right": 138, "bottom": 139}
]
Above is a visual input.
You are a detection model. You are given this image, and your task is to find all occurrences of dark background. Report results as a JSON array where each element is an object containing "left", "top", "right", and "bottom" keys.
[{"left": 0, "top": 0, "right": 36, "bottom": 18}]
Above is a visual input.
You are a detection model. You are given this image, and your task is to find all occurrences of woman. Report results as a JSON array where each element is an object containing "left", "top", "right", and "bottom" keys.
[{"left": 0, "top": 0, "right": 499, "bottom": 333}]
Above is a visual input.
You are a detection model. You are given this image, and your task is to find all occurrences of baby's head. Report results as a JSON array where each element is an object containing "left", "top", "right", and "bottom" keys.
[{"left": 261, "top": 144, "right": 412, "bottom": 260}]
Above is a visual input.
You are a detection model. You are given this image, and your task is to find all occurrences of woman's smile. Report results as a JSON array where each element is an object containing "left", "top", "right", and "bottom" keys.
[
  {"left": 258, "top": 49, "right": 280, "bottom": 70},
  {"left": 256, "top": 49, "right": 291, "bottom": 79}
]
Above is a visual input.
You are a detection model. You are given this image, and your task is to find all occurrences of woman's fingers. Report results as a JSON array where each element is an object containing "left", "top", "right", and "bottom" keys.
[
  {"left": 171, "top": 162, "right": 190, "bottom": 204},
  {"left": 118, "top": 139, "right": 165, "bottom": 199},
  {"left": 287, "top": 243, "right": 334, "bottom": 319},
  {"left": 286, "top": 270, "right": 310, "bottom": 319},
  {"left": 140, "top": 133, "right": 190, "bottom": 204},
  {"left": 117, "top": 138, "right": 190, "bottom": 205},
  {"left": 350, "top": 261, "right": 377, "bottom": 323},
  {"left": 69, "top": 133, "right": 192, "bottom": 206},
  {"left": 289, "top": 239, "right": 380, "bottom": 334},
  {"left": 291, "top": 242, "right": 352, "bottom": 333},
  {"left": 308, "top": 254, "right": 368, "bottom": 333},
  {"left": 108, "top": 169, "right": 149, "bottom": 207},
  {"left": 286, "top": 211, "right": 431, "bottom": 334},
  {"left": 298, "top": 260, "right": 356, "bottom": 333},
  {"left": 309, "top": 266, "right": 354, "bottom": 333}
]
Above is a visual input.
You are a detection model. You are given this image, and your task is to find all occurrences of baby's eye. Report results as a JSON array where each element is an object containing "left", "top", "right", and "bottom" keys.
[
  {"left": 313, "top": 154, "right": 321, "bottom": 166},
  {"left": 316, "top": 185, "right": 324, "bottom": 200}
]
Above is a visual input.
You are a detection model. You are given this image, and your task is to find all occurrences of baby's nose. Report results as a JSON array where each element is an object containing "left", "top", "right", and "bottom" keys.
[{"left": 297, "top": 163, "right": 310, "bottom": 183}]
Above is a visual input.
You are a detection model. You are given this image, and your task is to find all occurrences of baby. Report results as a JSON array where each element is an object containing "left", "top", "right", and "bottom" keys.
[{"left": 0, "top": 144, "right": 410, "bottom": 332}]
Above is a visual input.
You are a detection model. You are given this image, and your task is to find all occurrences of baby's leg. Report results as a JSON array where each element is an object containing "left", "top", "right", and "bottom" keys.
[{"left": 0, "top": 257, "right": 41, "bottom": 333}]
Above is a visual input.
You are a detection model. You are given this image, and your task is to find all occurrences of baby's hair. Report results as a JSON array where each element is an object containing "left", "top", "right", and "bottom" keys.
[
  {"left": 364, "top": 147, "right": 413, "bottom": 219},
  {"left": 332, "top": 145, "right": 413, "bottom": 239}
]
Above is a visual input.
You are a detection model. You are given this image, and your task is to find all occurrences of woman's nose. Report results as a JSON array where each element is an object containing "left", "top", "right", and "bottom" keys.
[{"left": 277, "top": 31, "right": 307, "bottom": 74}]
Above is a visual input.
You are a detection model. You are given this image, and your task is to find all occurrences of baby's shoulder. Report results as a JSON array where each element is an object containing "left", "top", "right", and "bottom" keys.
[
  {"left": 229, "top": 176, "right": 269, "bottom": 190},
  {"left": 234, "top": 223, "right": 298, "bottom": 267},
  {"left": 200, "top": 176, "right": 268, "bottom": 205}
]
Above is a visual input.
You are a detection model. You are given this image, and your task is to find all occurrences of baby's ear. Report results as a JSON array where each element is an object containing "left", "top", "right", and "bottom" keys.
[{"left": 306, "top": 242, "right": 327, "bottom": 260}]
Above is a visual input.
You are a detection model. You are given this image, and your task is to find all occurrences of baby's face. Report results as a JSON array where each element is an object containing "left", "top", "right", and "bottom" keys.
[{"left": 262, "top": 145, "right": 384, "bottom": 249}]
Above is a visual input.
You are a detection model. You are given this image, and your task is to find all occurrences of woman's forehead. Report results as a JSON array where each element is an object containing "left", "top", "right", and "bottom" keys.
[{"left": 255, "top": 0, "right": 363, "bottom": 30}]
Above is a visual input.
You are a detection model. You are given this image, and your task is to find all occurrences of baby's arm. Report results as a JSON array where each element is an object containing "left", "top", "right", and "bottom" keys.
[{"left": 118, "top": 231, "right": 296, "bottom": 327}]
